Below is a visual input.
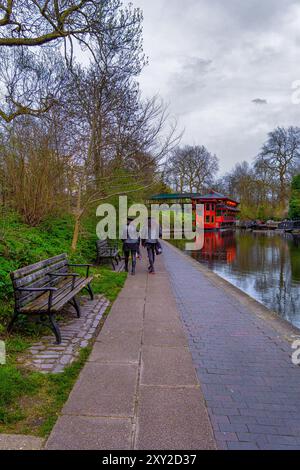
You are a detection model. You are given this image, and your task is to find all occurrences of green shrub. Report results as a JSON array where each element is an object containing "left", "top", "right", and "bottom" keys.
[{"left": 289, "top": 175, "right": 300, "bottom": 219}]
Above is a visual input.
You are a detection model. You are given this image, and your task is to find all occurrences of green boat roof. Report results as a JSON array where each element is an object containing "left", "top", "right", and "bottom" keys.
[{"left": 150, "top": 191, "right": 230, "bottom": 201}]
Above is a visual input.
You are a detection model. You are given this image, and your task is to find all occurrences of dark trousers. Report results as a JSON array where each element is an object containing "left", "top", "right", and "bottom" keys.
[
  {"left": 124, "top": 249, "right": 137, "bottom": 273},
  {"left": 146, "top": 244, "right": 156, "bottom": 272}
]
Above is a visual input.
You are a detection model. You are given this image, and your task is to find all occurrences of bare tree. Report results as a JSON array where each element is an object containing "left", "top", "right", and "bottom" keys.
[
  {"left": 1, "top": 117, "right": 70, "bottom": 225},
  {"left": 58, "top": 0, "right": 146, "bottom": 184},
  {"left": 219, "top": 161, "right": 260, "bottom": 209},
  {"left": 165, "top": 145, "right": 219, "bottom": 193},
  {"left": 0, "top": 1, "right": 144, "bottom": 122},
  {"left": 256, "top": 126, "right": 300, "bottom": 205},
  {"left": 0, "top": 0, "right": 132, "bottom": 47},
  {"left": 69, "top": 94, "right": 181, "bottom": 251},
  {"left": 0, "top": 46, "right": 69, "bottom": 122}
]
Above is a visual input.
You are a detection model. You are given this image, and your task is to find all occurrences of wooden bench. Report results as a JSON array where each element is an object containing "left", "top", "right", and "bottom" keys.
[
  {"left": 96, "top": 240, "right": 121, "bottom": 270},
  {"left": 8, "top": 254, "right": 94, "bottom": 344}
]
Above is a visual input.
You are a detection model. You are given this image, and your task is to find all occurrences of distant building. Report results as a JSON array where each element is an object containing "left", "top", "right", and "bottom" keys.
[{"left": 150, "top": 190, "right": 240, "bottom": 230}]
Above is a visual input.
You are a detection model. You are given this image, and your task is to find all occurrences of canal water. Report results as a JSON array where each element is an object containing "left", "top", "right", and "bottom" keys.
[{"left": 172, "top": 231, "right": 300, "bottom": 329}]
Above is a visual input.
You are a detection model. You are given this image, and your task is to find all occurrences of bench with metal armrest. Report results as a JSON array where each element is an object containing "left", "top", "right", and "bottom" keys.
[{"left": 8, "top": 254, "right": 94, "bottom": 344}]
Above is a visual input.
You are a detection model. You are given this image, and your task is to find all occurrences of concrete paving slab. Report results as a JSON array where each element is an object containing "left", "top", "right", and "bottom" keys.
[
  {"left": 95, "top": 322, "right": 143, "bottom": 342},
  {"left": 101, "top": 297, "right": 145, "bottom": 331},
  {"left": 63, "top": 362, "right": 138, "bottom": 417},
  {"left": 105, "top": 311, "right": 144, "bottom": 329},
  {"left": 0, "top": 434, "right": 44, "bottom": 450},
  {"left": 117, "top": 292, "right": 146, "bottom": 300},
  {"left": 90, "top": 331, "right": 142, "bottom": 364},
  {"left": 117, "top": 282, "right": 146, "bottom": 300},
  {"left": 106, "top": 305, "right": 144, "bottom": 320},
  {"left": 143, "top": 322, "right": 188, "bottom": 347},
  {"left": 102, "top": 311, "right": 143, "bottom": 332},
  {"left": 146, "top": 287, "right": 174, "bottom": 298},
  {"left": 147, "top": 272, "right": 171, "bottom": 280},
  {"left": 46, "top": 416, "right": 132, "bottom": 450},
  {"left": 147, "top": 272, "right": 169, "bottom": 279},
  {"left": 136, "top": 386, "right": 215, "bottom": 450},
  {"left": 95, "top": 328, "right": 142, "bottom": 344},
  {"left": 112, "top": 297, "right": 145, "bottom": 312},
  {"left": 141, "top": 346, "right": 198, "bottom": 386},
  {"left": 144, "top": 303, "right": 181, "bottom": 323},
  {"left": 145, "top": 297, "right": 178, "bottom": 311},
  {"left": 143, "top": 315, "right": 183, "bottom": 328}
]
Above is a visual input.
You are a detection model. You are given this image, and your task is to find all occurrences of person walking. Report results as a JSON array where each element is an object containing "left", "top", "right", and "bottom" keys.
[
  {"left": 121, "top": 218, "right": 140, "bottom": 276},
  {"left": 141, "top": 217, "right": 162, "bottom": 274}
]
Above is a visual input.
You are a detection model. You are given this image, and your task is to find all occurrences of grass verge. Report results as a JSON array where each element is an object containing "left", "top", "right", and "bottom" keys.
[
  {"left": 0, "top": 267, "right": 126, "bottom": 437},
  {"left": 0, "top": 208, "right": 127, "bottom": 437}
]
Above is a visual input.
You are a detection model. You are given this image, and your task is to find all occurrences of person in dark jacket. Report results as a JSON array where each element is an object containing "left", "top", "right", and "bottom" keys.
[
  {"left": 141, "top": 217, "right": 162, "bottom": 274},
  {"left": 121, "top": 218, "right": 140, "bottom": 275}
]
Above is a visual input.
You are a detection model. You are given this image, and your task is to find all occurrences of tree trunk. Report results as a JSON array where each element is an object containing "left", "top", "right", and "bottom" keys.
[
  {"left": 71, "top": 214, "right": 81, "bottom": 252},
  {"left": 71, "top": 182, "right": 83, "bottom": 252}
]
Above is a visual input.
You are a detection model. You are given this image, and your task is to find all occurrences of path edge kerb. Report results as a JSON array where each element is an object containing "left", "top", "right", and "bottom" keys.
[{"left": 163, "top": 240, "right": 300, "bottom": 343}]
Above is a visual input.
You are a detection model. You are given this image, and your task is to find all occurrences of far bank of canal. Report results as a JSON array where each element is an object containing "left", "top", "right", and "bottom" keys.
[{"left": 172, "top": 231, "right": 300, "bottom": 330}]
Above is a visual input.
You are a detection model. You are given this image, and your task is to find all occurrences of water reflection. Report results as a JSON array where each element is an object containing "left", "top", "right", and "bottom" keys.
[{"left": 178, "top": 231, "right": 300, "bottom": 329}]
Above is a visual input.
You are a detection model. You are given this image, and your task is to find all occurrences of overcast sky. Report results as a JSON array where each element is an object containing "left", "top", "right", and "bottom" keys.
[{"left": 130, "top": 0, "right": 300, "bottom": 174}]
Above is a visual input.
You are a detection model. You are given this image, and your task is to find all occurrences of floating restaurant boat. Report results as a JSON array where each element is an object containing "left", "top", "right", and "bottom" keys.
[{"left": 150, "top": 190, "right": 240, "bottom": 231}]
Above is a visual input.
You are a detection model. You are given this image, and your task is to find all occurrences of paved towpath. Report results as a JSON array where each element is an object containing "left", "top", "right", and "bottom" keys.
[
  {"left": 0, "top": 434, "right": 44, "bottom": 450},
  {"left": 46, "top": 252, "right": 215, "bottom": 450},
  {"left": 163, "top": 242, "right": 300, "bottom": 450}
]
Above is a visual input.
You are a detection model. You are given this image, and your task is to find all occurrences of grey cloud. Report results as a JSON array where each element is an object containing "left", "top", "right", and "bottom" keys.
[
  {"left": 208, "top": 0, "right": 294, "bottom": 29},
  {"left": 252, "top": 99, "right": 268, "bottom": 105},
  {"left": 132, "top": 0, "right": 300, "bottom": 172},
  {"left": 168, "top": 57, "right": 212, "bottom": 95},
  {"left": 165, "top": 57, "right": 220, "bottom": 117}
]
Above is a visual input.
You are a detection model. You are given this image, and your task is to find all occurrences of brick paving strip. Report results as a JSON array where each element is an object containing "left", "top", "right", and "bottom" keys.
[
  {"left": 18, "top": 296, "right": 110, "bottom": 374},
  {"left": 162, "top": 242, "right": 300, "bottom": 450},
  {"left": 46, "top": 253, "right": 216, "bottom": 450}
]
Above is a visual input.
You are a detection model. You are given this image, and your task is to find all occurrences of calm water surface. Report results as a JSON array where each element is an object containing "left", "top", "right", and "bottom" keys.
[{"left": 174, "top": 231, "right": 300, "bottom": 329}]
